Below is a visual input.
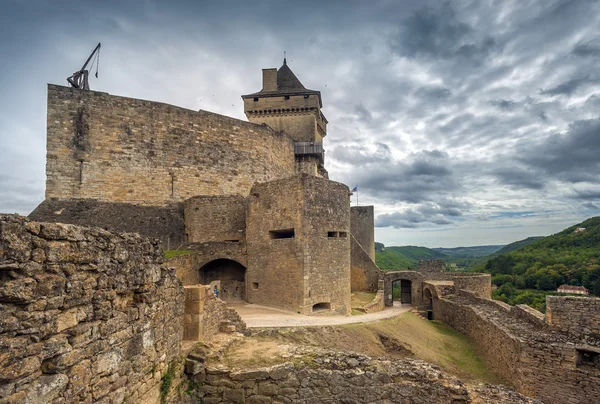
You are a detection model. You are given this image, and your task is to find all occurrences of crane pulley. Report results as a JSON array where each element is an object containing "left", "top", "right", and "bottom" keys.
[{"left": 67, "top": 42, "right": 101, "bottom": 90}]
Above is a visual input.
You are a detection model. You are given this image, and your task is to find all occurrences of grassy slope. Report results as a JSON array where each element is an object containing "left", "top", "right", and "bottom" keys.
[
  {"left": 433, "top": 245, "right": 504, "bottom": 257},
  {"left": 220, "top": 312, "right": 503, "bottom": 385}
]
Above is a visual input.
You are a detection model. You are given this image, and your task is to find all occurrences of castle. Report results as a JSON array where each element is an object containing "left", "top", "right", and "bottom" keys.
[
  {"left": 30, "top": 59, "right": 379, "bottom": 316},
  {"left": 0, "top": 59, "right": 597, "bottom": 404}
]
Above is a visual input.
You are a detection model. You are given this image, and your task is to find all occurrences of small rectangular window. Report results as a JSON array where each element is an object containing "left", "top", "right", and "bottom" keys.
[
  {"left": 269, "top": 229, "right": 295, "bottom": 239},
  {"left": 339, "top": 232, "right": 347, "bottom": 238},
  {"left": 252, "top": 282, "right": 259, "bottom": 290},
  {"left": 576, "top": 349, "right": 600, "bottom": 369},
  {"left": 253, "top": 97, "right": 259, "bottom": 102},
  {"left": 284, "top": 95, "right": 290, "bottom": 100},
  {"left": 328, "top": 231, "right": 338, "bottom": 238}
]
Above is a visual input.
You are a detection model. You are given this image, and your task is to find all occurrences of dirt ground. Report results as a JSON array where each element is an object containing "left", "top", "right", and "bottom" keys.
[
  {"left": 214, "top": 312, "right": 506, "bottom": 385},
  {"left": 229, "top": 302, "right": 411, "bottom": 328}
]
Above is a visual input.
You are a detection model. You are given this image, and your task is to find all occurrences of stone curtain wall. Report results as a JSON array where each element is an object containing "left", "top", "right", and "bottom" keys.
[
  {"left": 546, "top": 296, "right": 600, "bottom": 339},
  {"left": 435, "top": 291, "right": 600, "bottom": 403},
  {"left": 45, "top": 84, "right": 295, "bottom": 204},
  {"left": 350, "top": 234, "right": 379, "bottom": 291},
  {"left": 0, "top": 215, "right": 183, "bottom": 404},
  {"left": 183, "top": 195, "right": 246, "bottom": 243},
  {"left": 29, "top": 199, "right": 185, "bottom": 247},
  {"left": 350, "top": 206, "right": 375, "bottom": 261},
  {"left": 183, "top": 285, "right": 246, "bottom": 341}
]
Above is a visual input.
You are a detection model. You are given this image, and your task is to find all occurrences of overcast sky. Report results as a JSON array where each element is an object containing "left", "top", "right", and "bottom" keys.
[{"left": 1, "top": 0, "right": 600, "bottom": 247}]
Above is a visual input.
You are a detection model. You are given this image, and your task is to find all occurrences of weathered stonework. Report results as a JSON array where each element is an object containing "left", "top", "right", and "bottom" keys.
[
  {"left": 350, "top": 234, "right": 380, "bottom": 292},
  {"left": 29, "top": 198, "right": 185, "bottom": 247},
  {"left": 183, "top": 195, "right": 246, "bottom": 243},
  {"left": 246, "top": 175, "right": 351, "bottom": 315},
  {"left": 183, "top": 285, "right": 246, "bottom": 341},
  {"left": 0, "top": 215, "right": 183, "bottom": 404},
  {"left": 183, "top": 347, "right": 539, "bottom": 404},
  {"left": 44, "top": 84, "right": 295, "bottom": 204},
  {"left": 350, "top": 206, "right": 375, "bottom": 261},
  {"left": 433, "top": 290, "right": 600, "bottom": 404}
]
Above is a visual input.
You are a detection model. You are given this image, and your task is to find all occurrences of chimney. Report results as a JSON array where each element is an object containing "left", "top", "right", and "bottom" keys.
[{"left": 262, "top": 68, "right": 277, "bottom": 92}]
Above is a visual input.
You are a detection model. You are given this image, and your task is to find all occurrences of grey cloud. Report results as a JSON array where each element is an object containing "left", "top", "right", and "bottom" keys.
[
  {"left": 572, "top": 39, "right": 600, "bottom": 58},
  {"left": 540, "top": 75, "right": 600, "bottom": 96},
  {"left": 390, "top": 2, "right": 498, "bottom": 65},
  {"left": 492, "top": 167, "right": 546, "bottom": 190},
  {"left": 375, "top": 201, "right": 463, "bottom": 229}
]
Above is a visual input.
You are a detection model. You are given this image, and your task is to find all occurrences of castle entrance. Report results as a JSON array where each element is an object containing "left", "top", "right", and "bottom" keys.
[
  {"left": 392, "top": 279, "right": 412, "bottom": 304},
  {"left": 199, "top": 259, "right": 246, "bottom": 302}
]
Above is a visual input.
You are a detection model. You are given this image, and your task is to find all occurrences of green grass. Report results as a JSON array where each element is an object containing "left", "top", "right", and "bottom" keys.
[{"left": 164, "top": 250, "right": 194, "bottom": 259}]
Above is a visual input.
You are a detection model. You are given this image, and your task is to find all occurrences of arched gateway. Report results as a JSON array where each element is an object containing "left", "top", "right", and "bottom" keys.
[{"left": 199, "top": 259, "right": 246, "bottom": 302}]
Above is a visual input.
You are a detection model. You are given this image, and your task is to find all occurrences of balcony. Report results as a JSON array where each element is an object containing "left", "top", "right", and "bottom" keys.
[{"left": 294, "top": 142, "right": 324, "bottom": 164}]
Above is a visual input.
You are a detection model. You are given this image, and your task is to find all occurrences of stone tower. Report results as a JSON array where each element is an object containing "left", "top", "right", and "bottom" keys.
[{"left": 242, "top": 59, "right": 328, "bottom": 177}]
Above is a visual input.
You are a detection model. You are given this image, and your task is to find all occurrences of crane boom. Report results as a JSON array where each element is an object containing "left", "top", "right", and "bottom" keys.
[{"left": 67, "top": 42, "right": 101, "bottom": 90}]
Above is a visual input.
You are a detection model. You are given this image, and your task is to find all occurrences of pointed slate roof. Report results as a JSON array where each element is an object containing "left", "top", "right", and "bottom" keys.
[{"left": 242, "top": 59, "right": 322, "bottom": 106}]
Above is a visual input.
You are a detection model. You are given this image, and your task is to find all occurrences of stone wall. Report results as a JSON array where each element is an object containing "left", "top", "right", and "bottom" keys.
[
  {"left": 246, "top": 175, "right": 351, "bottom": 315},
  {"left": 183, "top": 348, "right": 537, "bottom": 404},
  {"left": 0, "top": 215, "right": 183, "bottom": 404},
  {"left": 350, "top": 234, "right": 379, "bottom": 291},
  {"left": 546, "top": 295, "right": 600, "bottom": 340},
  {"left": 301, "top": 175, "right": 351, "bottom": 315},
  {"left": 183, "top": 196, "right": 246, "bottom": 243},
  {"left": 183, "top": 285, "right": 246, "bottom": 341},
  {"left": 44, "top": 84, "right": 295, "bottom": 205},
  {"left": 418, "top": 259, "right": 444, "bottom": 272},
  {"left": 29, "top": 198, "right": 184, "bottom": 247},
  {"left": 350, "top": 206, "right": 375, "bottom": 261},
  {"left": 434, "top": 291, "right": 600, "bottom": 403},
  {"left": 453, "top": 274, "right": 492, "bottom": 298}
]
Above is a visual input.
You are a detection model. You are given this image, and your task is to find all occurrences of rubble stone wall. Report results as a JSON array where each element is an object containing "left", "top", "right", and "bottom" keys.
[
  {"left": 546, "top": 295, "right": 600, "bottom": 339},
  {"left": 0, "top": 215, "right": 183, "bottom": 404},
  {"left": 183, "top": 285, "right": 246, "bottom": 341},
  {"left": 29, "top": 198, "right": 184, "bottom": 247},
  {"left": 45, "top": 84, "right": 295, "bottom": 205},
  {"left": 183, "top": 349, "right": 537, "bottom": 404},
  {"left": 435, "top": 291, "right": 600, "bottom": 403}
]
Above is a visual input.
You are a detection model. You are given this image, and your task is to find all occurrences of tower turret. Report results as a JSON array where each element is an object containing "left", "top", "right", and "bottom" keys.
[{"left": 242, "top": 59, "right": 328, "bottom": 177}]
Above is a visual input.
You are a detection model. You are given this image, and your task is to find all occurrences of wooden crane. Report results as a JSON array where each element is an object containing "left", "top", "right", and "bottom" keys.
[{"left": 67, "top": 43, "right": 101, "bottom": 90}]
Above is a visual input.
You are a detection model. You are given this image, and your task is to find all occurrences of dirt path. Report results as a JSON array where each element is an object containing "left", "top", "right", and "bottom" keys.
[{"left": 230, "top": 302, "right": 412, "bottom": 328}]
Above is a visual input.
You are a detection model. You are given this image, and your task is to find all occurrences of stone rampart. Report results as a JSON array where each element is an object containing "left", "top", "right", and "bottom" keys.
[
  {"left": 44, "top": 84, "right": 295, "bottom": 205},
  {"left": 452, "top": 274, "right": 492, "bottom": 298},
  {"left": 29, "top": 198, "right": 184, "bottom": 247},
  {"left": 434, "top": 291, "right": 600, "bottom": 403},
  {"left": 0, "top": 215, "right": 183, "bottom": 404}
]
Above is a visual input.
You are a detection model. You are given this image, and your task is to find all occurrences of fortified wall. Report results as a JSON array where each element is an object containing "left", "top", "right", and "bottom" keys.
[
  {"left": 0, "top": 215, "right": 183, "bottom": 403},
  {"left": 431, "top": 290, "right": 600, "bottom": 404},
  {"left": 44, "top": 84, "right": 295, "bottom": 204}
]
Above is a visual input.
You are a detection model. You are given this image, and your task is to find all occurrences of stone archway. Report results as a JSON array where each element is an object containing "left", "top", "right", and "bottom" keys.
[
  {"left": 383, "top": 271, "right": 424, "bottom": 307},
  {"left": 392, "top": 279, "right": 412, "bottom": 304},
  {"left": 199, "top": 259, "right": 246, "bottom": 302}
]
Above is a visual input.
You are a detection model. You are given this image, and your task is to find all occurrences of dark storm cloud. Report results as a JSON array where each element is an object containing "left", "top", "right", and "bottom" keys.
[
  {"left": 390, "top": 2, "right": 498, "bottom": 65},
  {"left": 540, "top": 75, "right": 600, "bottom": 96},
  {"left": 517, "top": 118, "right": 600, "bottom": 183},
  {"left": 375, "top": 201, "right": 463, "bottom": 229},
  {"left": 572, "top": 39, "right": 600, "bottom": 58},
  {"left": 492, "top": 167, "right": 546, "bottom": 190}
]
